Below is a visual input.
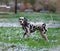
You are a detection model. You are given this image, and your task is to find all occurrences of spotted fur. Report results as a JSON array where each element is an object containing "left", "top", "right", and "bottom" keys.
[{"left": 19, "top": 17, "right": 48, "bottom": 41}]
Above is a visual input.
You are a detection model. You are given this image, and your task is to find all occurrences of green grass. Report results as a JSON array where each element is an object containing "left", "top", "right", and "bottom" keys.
[
  {"left": 0, "top": 27, "right": 60, "bottom": 48},
  {"left": 0, "top": 12, "right": 60, "bottom": 50},
  {"left": 0, "top": 12, "right": 60, "bottom": 23}
]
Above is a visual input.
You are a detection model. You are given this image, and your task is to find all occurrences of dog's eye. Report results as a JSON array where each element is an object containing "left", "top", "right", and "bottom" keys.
[
  {"left": 22, "top": 19, "right": 23, "bottom": 20},
  {"left": 19, "top": 19, "right": 21, "bottom": 20},
  {"left": 19, "top": 18, "right": 24, "bottom": 20},
  {"left": 19, "top": 19, "right": 23, "bottom": 20}
]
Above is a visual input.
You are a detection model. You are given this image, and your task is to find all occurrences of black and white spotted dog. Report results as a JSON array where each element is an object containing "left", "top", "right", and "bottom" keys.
[{"left": 19, "top": 17, "right": 48, "bottom": 41}]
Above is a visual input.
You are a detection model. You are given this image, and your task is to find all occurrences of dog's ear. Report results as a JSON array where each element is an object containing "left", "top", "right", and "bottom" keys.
[
  {"left": 24, "top": 17, "right": 27, "bottom": 22},
  {"left": 24, "top": 17, "right": 28, "bottom": 25}
]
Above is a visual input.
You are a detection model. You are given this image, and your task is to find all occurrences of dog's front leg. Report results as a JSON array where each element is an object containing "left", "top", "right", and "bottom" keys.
[
  {"left": 26, "top": 27, "right": 30, "bottom": 37},
  {"left": 23, "top": 32, "right": 26, "bottom": 38},
  {"left": 23, "top": 27, "right": 30, "bottom": 38}
]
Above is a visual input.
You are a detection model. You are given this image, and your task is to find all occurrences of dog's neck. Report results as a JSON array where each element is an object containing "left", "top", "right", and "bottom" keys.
[{"left": 22, "top": 22, "right": 29, "bottom": 27}]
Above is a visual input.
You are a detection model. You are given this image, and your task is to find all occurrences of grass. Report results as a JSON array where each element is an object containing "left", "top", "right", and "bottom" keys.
[
  {"left": 0, "top": 27, "right": 60, "bottom": 48},
  {"left": 0, "top": 12, "right": 60, "bottom": 50},
  {"left": 0, "top": 12, "right": 60, "bottom": 23}
]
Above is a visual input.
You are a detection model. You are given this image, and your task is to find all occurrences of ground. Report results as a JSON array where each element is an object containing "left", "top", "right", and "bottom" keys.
[{"left": 0, "top": 12, "right": 60, "bottom": 51}]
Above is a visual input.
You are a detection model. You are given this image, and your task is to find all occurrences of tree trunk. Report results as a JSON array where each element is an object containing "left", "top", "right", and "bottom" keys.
[{"left": 15, "top": 0, "right": 17, "bottom": 14}]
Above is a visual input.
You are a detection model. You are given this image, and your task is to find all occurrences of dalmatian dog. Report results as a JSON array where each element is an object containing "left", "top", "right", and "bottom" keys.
[{"left": 19, "top": 17, "right": 48, "bottom": 41}]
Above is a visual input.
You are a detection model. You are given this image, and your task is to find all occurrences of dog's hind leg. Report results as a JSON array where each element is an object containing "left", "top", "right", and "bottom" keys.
[{"left": 39, "top": 30, "right": 48, "bottom": 41}]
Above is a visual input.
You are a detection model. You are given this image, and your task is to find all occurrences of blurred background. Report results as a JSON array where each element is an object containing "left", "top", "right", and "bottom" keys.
[
  {"left": 0, "top": 0, "right": 60, "bottom": 51},
  {"left": 0, "top": 0, "right": 60, "bottom": 13}
]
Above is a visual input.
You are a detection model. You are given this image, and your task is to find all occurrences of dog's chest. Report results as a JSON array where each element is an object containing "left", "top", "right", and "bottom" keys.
[{"left": 27, "top": 24, "right": 37, "bottom": 32}]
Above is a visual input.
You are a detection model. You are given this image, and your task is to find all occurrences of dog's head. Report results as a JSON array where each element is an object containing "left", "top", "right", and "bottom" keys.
[{"left": 19, "top": 17, "right": 28, "bottom": 25}]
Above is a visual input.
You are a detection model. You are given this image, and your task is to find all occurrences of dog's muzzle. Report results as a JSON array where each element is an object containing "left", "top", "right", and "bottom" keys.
[{"left": 19, "top": 20, "right": 24, "bottom": 24}]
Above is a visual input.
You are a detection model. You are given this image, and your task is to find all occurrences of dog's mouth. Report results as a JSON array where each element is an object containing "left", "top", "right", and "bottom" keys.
[{"left": 20, "top": 21, "right": 24, "bottom": 25}]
